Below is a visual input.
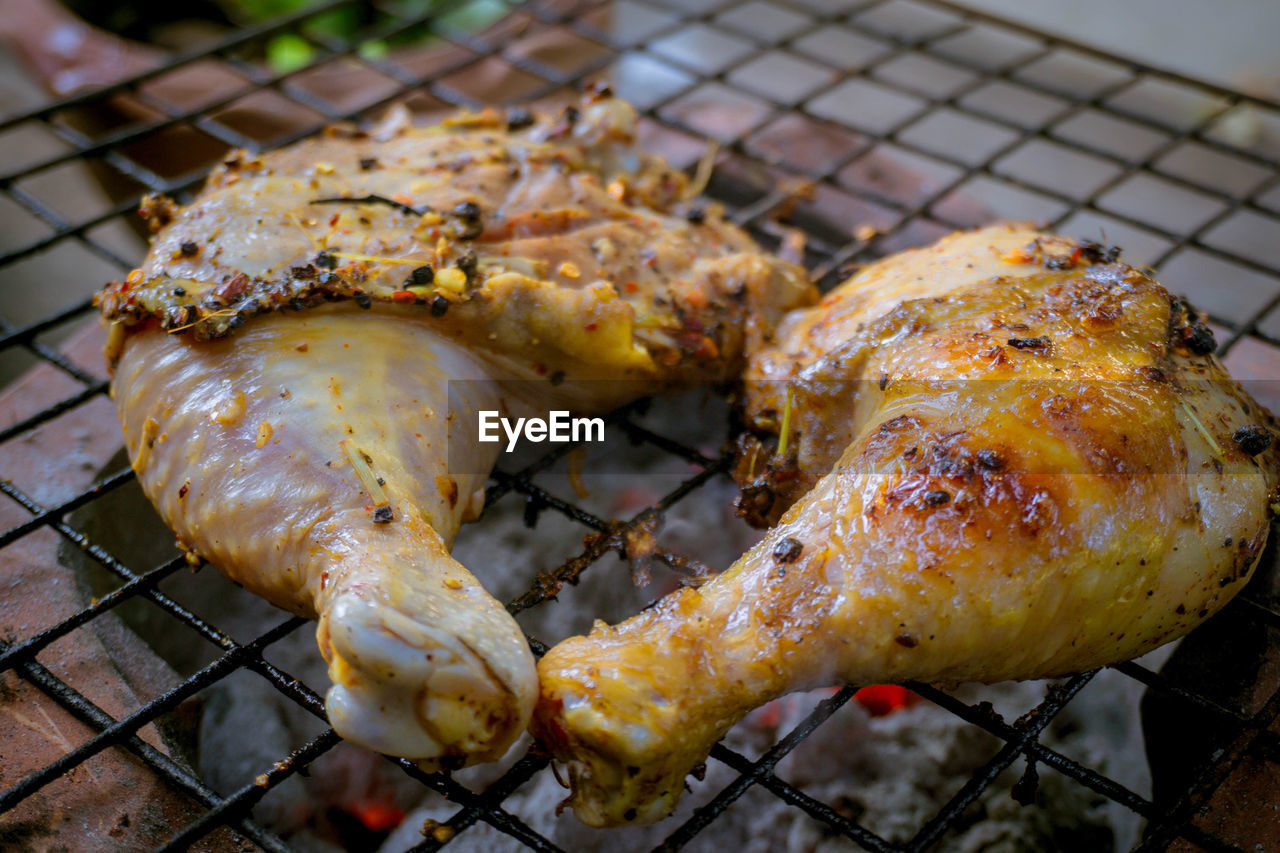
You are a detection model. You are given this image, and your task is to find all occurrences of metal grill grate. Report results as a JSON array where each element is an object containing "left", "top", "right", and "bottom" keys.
[{"left": 2, "top": 0, "right": 1280, "bottom": 850}]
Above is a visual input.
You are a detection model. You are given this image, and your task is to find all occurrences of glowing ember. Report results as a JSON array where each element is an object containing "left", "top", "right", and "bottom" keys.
[
  {"left": 349, "top": 800, "right": 406, "bottom": 833},
  {"left": 853, "top": 684, "right": 919, "bottom": 717}
]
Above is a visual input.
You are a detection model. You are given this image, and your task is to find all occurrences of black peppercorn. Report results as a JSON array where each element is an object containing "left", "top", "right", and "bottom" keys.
[
  {"left": 450, "top": 202, "right": 483, "bottom": 239},
  {"left": 506, "top": 107, "right": 535, "bottom": 131},
  {"left": 1078, "top": 240, "right": 1121, "bottom": 264},
  {"left": 976, "top": 449, "right": 1004, "bottom": 470},
  {"left": 405, "top": 265, "right": 434, "bottom": 286},
  {"left": 772, "top": 537, "right": 803, "bottom": 564},
  {"left": 923, "top": 489, "right": 951, "bottom": 507},
  {"left": 1233, "top": 424, "right": 1273, "bottom": 456},
  {"left": 1180, "top": 324, "right": 1217, "bottom": 355},
  {"left": 456, "top": 252, "right": 478, "bottom": 284}
]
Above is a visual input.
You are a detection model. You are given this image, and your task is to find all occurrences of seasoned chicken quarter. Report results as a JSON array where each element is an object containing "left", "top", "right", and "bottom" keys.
[
  {"left": 533, "top": 223, "right": 1280, "bottom": 825},
  {"left": 98, "top": 91, "right": 815, "bottom": 766}
]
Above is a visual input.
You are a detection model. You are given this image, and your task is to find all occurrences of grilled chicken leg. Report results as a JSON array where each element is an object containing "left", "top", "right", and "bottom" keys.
[
  {"left": 113, "top": 309, "right": 533, "bottom": 760},
  {"left": 99, "top": 92, "right": 813, "bottom": 765},
  {"left": 534, "top": 224, "right": 1280, "bottom": 824}
]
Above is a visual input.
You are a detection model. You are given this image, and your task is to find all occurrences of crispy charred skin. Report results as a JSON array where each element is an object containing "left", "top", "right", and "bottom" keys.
[
  {"left": 98, "top": 92, "right": 814, "bottom": 387},
  {"left": 533, "top": 223, "right": 1280, "bottom": 825},
  {"left": 99, "top": 92, "right": 815, "bottom": 766}
]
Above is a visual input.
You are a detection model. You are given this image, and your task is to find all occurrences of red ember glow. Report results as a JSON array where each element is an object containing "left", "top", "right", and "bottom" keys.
[
  {"left": 349, "top": 800, "right": 406, "bottom": 833},
  {"left": 854, "top": 685, "right": 919, "bottom": 716},
  {"left": 751, "top": 684, "right": 918, "bottom": 731}
]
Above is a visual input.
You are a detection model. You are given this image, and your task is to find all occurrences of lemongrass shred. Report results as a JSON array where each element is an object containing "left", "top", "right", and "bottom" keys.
[
  {"left": 167, "top": 308, "right": 238, "bottom": 334},
  {"left": 341, "top": 439, "right": 390, "bottom": 505},
  {"left": 331, "top": 252, "right": 430, "bottom": 267},
  {"left": 685, "top": 139, "right": 720, "bottom": 200},
  {"left": 633, "top": 315, "right": 679, "bottom": 329},
  {"left": 1180, "top": 399, "right": 1223, "bottom": 458},
  {"left": 288, "top": 212, "right": 323, "bottom": 250},
  {"left": 776, "top": 385, "right": 795, "bottom": 458}
]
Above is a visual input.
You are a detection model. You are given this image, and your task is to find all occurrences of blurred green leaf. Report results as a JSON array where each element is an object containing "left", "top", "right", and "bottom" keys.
[
  {"left": 358, "top": 40, "right": 389, "bottom": 60},
  {"left": 302, "top": 7, "right": 362, "bottom": 38},
  {"left": 236, "top": 0, "right": 507, "bottom": 73},
  {"left": 266, "top": 32, "right": 315, "bottom": 72},
  {"left": 226, "top": 0, "right": 310, "bottom": 23},
  {"left": 438, "top": 0, "right": 509, "bottom": 31}
]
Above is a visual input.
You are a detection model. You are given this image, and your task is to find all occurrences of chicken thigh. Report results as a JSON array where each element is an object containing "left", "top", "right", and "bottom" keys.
[
  {"left": 534, "top": 223, "right": 1280, "bottom": 825},
  {"left": 98, "top": 91, "right": 814, "bottom": 766}
]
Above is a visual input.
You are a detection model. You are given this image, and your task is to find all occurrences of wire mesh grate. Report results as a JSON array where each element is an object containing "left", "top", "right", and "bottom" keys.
[{"left": 1, "top": 0, "right": 1279, "bottom": 850}]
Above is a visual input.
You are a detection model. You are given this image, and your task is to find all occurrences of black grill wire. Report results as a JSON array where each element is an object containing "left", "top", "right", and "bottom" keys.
[{"left": 1, "top": 0, "right": 1279, "bottom": 850}]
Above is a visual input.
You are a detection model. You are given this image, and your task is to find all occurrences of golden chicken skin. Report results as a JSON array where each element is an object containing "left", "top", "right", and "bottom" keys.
[{"left": 533, "top": 223, "right": 1280, "bottom": 825}]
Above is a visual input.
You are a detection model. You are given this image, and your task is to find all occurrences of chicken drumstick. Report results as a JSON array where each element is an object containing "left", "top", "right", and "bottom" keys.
[{"left": 534, "top": 224, "right": 1280, "bottom": 824}]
